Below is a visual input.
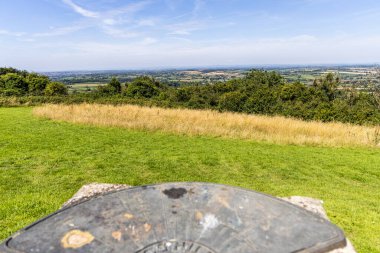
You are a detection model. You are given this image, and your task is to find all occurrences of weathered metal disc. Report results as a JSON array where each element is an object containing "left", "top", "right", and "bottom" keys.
[{"left": 0, "top": 183, "right": 346, "bottom": 253}]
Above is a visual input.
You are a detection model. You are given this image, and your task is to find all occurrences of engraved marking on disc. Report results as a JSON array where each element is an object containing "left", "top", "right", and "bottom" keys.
[
  {"left": 195, "top": 211, "right": 203, "bottom": 222},
  {"left": 124, "top": 213, "right": 134, "bottom": 219},
  {"left": 144, "top": 223, "right": 152, "bottom": 233},
  {"left": 112, "top": 231, "right": 122, "bottom": 241},
  {"left": 61, "top": 230, "right": 94, "bottom": 249},
  {"left": 136, "top": 240, "right": 216, "bottom": 253}
]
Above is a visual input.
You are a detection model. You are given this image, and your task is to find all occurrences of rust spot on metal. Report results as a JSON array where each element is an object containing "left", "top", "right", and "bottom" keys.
[
  {"left": 163, "top": 188, "right": 187, "bottom": 199},
  {"left": 195, "top": 211, "right": 203, "bottom": 221},
  {"left": 61, "top": 230, "right": 94, "bottom": 249},
  {"left": 124, "top": 213, "right": 134, "bottom": 219},
  {"left": 112, "top": 231, "right": 122, "bottom": 241},
  {"left": 144, "top": 223, "right": 152, "bottom": 232}
]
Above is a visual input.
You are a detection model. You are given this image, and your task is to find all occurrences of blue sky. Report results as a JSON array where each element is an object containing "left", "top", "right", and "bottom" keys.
[{"left": 0, "top": 0, "right": 380, "bottom": 71}]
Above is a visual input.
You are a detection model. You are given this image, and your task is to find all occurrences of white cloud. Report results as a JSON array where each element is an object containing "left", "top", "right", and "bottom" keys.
[
  {"left": 193, "top": 0, "right": 205, "bottom": 15},
  {"left": 102, "top": 26, "right": 139, "bottom": 38},
  {"left": 141, "top": 37, "right": 157, "bottom": 45},
  {"left": 169, "top": 30, "right": 191, "bottom": 35},
  {"left": 18, "top": 38, "right": 36, "bottom": 42},
  {"left": 105, "top": 1, "right": 151, "bottom": 16},
  {"left": 167, "top": 20, "right": 204, "bottom": 36},
  {"left": 15, "top": 34, "right": 379, "bottom": 71},
  {"left": 33, "top": 25, "right": 86, "bottom": 37},
  {"left": 3, "top": 1, "right": 380, "bottom": 71},
  {"left": 165, "top": 0, "right": 182, "bottom": 10},
  {"left": 0, "top": 29, "right": 25, "bottom": 37},
  {"left": 103, "top": 18, "right": 117, "bottom": 25},
  {"left": 57, "top": 0, "right": 152, "bottom": 39},
  {"left": 137, "top": 19, "right": 156, "bottom": 27},
  {"left": 62, "top": 0, "right": 99, "bottom": 18}
]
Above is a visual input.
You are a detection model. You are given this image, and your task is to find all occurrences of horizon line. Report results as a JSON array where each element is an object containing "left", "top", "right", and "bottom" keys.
[{"left": 35, "top": 63, "right": 380, "bottom": 73}]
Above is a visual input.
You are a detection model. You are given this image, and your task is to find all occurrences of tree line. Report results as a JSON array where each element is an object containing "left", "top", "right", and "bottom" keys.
[
  {"left": 96, "top": 71, "right": 380, "bottom": 125},
  {"left": 0, "top": 67, "right": 67, "bottom": 96},
  {"left": 1, "top": 67, "right": 379, "bottom": 125}
]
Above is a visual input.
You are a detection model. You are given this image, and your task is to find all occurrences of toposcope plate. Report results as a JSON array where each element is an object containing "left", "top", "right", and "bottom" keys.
[{"left": 0, "top": 183, "right": 346, "bottom": 253}]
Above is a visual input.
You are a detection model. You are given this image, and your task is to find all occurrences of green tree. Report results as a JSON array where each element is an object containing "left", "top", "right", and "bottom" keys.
[
  {"left": 245, "top": 70, "right": 284, "bottom": 87},
  {"left": 124, "top": 76, "right": 160, "bottom": 98},
  {"left": 97, "top": 77, "right": 122, "bottom": 95},
  {"left": 244, "top": 87, "right": 278, "bottom": 114},
  {"left": 97, "top": 85, "right": 118, "bottom": 95},
  {"left": 313, "top": 73, "right": 340, "bottom": 101},
  {"left": 27, "top": 73, "right": 50, "bottom": 95},
  {"left": 279, "top": 82, "right": 307, "bottom": 102},
  {"left": 0, "top": 67, "right": 27, "bottom": 76},
  {"left": 44, "top": 82, "right": 68, "bottom": 96},
  {"left": 0, "top": 73, "right": 28, "bottom": 95},
  {"left": 174, "top": 88, "right": 192, "bottom": 102},
  {"left": 218, "top": 91, "right": 247, "bottom": 112},
  {"left": 108, "top": 77, "right": 121, "bottom": 93}
]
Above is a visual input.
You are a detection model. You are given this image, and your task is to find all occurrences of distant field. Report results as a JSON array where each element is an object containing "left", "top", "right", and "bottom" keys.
[
  {"left": 70, "top": 82, "right": 106, "bottom": 87},
  {"left": 34, "top": 104, "right": 380, "bottom": 148},
  {"left": 1, "top": 107, "right": 380, "bottom": 252},
  {"left": 68, "top": 83, "right": 106, "bottom": 92},
  {"left": 49, "top": 66, "right": 380, "bottom": 89}
]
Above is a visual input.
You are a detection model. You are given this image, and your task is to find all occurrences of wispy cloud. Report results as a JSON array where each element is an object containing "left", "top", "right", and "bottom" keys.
[
  {"left": 167, "top": 20, "right": 204, "bottom": 36},
  {"left": 33, "top": 24, "right": 87, "bottom": 37},
  {"left": 62, "top": 0, "right": 99, "bottom": 18},
  {"left": 193, "top": 0, "right": 205, "bottom": 16},
  {"left": 105, "top": 1, "right": 151, "bottom": 17},
  {"left": 142, "top": 37, "right": 157, "bottom": 45},
  {"left": 165, "top": 0, "right": 181, "bottom": 10},
  {"left": 102, "top": 26, "right": 139, "bottom": 38},
  {"left": 137, "top": 19, "right": 157, "bottom": 27},
  {"left": 353, "top": 7, "right": 380, "bottom": 19},
  {"left": 0, "top": 29, "right": 25, "bottom": 37},
  {"left": 3, "top": 0, "right": 380, "bottom": 71},
  {"left": 165, "top": 0, "right": 208, "bottom": 36},
  {"left": 58, "top": 0, "right": 152, "bottom": 38}
]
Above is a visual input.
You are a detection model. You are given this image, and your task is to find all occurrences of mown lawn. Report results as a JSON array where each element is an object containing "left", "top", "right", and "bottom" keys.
[{"left": 0, "top": 107, "right": 379, "bottom": 252}]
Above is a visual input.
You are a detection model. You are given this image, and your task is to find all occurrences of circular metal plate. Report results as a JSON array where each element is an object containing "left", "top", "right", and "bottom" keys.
[{"left": 0, "top": 183, "right": 346, "bottom": 253}]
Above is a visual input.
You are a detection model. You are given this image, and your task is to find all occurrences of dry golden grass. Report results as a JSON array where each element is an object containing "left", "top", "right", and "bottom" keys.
[{"left": 33, "top": 104, "right": 380, "bottom": 148}]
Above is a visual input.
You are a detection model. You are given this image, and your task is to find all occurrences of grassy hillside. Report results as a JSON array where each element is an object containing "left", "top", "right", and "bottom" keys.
[{"left": 0, "top": 107, "right": 379, "bottom": 252}]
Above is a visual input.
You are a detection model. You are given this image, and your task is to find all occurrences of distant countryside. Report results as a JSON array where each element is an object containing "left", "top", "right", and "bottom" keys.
[{"left": 44, "top": 65, "right": 380, "bottom": 94}]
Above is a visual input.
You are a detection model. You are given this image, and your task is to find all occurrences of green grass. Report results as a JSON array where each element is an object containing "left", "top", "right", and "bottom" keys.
[{"left": 0, "top": 107, "right": 379, "bottom": 252}]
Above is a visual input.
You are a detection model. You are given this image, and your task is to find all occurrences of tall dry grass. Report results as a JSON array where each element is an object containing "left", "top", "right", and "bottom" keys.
[{"left": 33, "top": 104, "right": 380, "bottom": 148}]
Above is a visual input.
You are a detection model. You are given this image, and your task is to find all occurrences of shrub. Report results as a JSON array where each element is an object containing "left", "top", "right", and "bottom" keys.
[
  {"left": 0, "top": 73, "right": 28, "bottom": 95},
  {"left": 124, "top": 76, "right": 160, "bottom": 98},
  {"left": 27, "top": 73, "right": 50, "bottom": 95},
  {"left": 97, "top": 85, "right": 119, "bottom": 95},
  {"left": 218, "top": 91, "right": 247, "bottom": 112},
  {"left": 244, "top": 87, "right": 278, "bottom": 114},
  {"left": 0, "top": 67, "right": 27, "bottom": 76},
  {"left": 245, "top": 70, "right": 284, "bottom": 87},
  {"left": 108, "top": 77, "right": 121, "bottom": 93},
  {"left": 97, "top": 77, "right": 122, "bottom": 95},
  {"left": 0, "top": 89, "right": 23, "bottom": 96},
  {"left": 44, "top": 82, "right": 68, "bottom": 96}
]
